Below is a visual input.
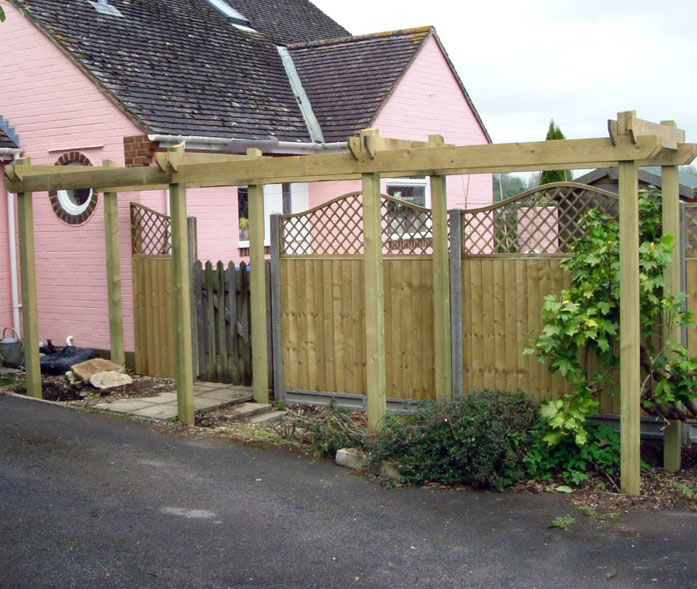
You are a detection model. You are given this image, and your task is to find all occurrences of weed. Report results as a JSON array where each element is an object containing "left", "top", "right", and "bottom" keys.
[
  {"left": 673, "top": 481, "right": 696, "bottom": 500},
  {"left": 549, "top": 515, "right": 575, "bottom": 530}
]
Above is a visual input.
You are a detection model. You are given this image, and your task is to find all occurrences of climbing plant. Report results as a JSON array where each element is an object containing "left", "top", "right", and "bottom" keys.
[{"left": 525, "top": 188, "right": 697, "bottom": 446}]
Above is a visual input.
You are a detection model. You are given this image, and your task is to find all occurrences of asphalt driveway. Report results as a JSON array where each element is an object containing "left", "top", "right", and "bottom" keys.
[{"left": 0, "top": 394, "right": 695, "bottom": 588}]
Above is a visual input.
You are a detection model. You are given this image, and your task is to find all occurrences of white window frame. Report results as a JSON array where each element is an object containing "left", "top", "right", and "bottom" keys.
[{"left": 385, "top": 177, "right": 432, "bottom": 241}]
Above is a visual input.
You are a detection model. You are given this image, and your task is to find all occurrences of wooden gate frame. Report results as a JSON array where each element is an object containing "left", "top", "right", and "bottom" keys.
[{"left": 6, "top": 112, "right": 696, "bottom": 495}]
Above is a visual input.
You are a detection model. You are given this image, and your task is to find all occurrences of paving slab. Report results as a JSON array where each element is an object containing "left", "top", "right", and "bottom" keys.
[
  {"left": 193, "top": 382, "right": 230, "bottom": 391},
  {"left": 130, "top": 404, "right": 179, "bottom": 420},
  {"left": 147, "top": 392, "right": 178, "bottom": 404},
  {"left": 195, "top": 388, "right": 252, "bottom": 402},
  {"left": 94, "top": 399, "right": 157, "bottom": 413},
  {"left": 193, "top": 396, "right": 227, "bottom": 411}
]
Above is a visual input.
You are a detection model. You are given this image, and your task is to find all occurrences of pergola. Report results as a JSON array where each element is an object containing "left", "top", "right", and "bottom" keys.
[{"left": 5, "top": 111, "right": 696, "bottom": 495}]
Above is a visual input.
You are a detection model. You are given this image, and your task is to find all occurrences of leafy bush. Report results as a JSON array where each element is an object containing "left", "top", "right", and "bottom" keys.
[
  {"left": 524, "top": 422, "right": 620, "bottom": 485},
  {"left": 367, "top": 390, "right": 539, "bottom": 489},
  {"left": 525, "top": 188, "right": 697, "bottom": 446}
]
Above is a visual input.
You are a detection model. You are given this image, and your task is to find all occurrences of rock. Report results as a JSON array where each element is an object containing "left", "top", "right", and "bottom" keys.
[
  {"left": 335, "top": 448, "right": 367, "bottom": 471},
  {"left": 379, "top": 461, "right": 401, "bottom": 481},
  {"left": 90, "top": 371, "right": 132, "bottom": 390},
  {"left": 65, "top": 371, "right": 80, "bottom": 385},
  {"left": 71, "top": 358, "right": 125, "bottom": 383}
]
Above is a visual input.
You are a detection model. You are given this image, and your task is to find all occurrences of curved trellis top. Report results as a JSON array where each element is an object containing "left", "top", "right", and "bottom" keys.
[
  {"left": 279, "top": 191, "right": 435, "bottom": 257},
  {"left": 131, "top": 202, "right": 172, "bottom": 256},
  {"left": 460, "top": 182, "right": 620, "bottom": 256}
]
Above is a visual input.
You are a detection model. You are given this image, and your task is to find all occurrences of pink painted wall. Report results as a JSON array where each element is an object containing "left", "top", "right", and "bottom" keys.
[
  {"left": 0, "top": 169, "right": 13, "bottom": 334},
  {"left": 309, "top": 35, "right": 493, "bottom": 210},
  {"left": 0, "top": 4, "right": 143, "bottom": 352}
]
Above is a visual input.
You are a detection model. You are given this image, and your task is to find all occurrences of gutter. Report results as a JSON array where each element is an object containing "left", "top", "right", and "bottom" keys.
[
  {"left": 147, "top": 134, "right": 348, "bottom": 155},
  {"left": 0, "top": 148, "right": 23, "bottom": 160}
]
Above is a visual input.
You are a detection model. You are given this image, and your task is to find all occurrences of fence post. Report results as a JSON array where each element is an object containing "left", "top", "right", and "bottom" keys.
[
  {"left": 248, "top": 148, "right": 269, "bottom": 403},
  {"left": 619, "top": 157, "right": 641, "bottom": 496},
  {"left": 449, "top": 209, "right": 464, "bottom": 397},
  {"left": 661, "top": 155, "right": 681, "bottom": 472},
  {"left": 103, "top": 160, "right": 125, "bottom": 367},
  {"left": 16, "top": 158, "right": 41, "bottom": 399},
  {"left": 270, "top": 214, "right": 285, "bottom": 401},
  {"left": 362, "top": 171, "right": 387, "bottom": 431},
  {"left": 187, "top": 216, "right": 198, "bottom": 380},
  {"left": 430, "top": 173, "right": 452, "bottom": 399},
  {"left": 169, "top": 179, "right": 194, "bottom": 425}
]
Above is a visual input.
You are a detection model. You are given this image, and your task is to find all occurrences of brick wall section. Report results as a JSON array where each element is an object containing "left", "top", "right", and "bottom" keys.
[
  {"left": 0, "top": 4, "right": 144, "bottom": 351},
  {"left": 124, "top": 135, "right": 157, "bottom": 167}
]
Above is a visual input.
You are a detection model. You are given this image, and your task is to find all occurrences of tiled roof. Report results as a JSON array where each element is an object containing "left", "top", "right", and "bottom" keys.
[
  {"left": 226, "top": 0, "right": 349, "bottom": 45},
  {"left": 289, "top": 28, "right": 431, "bottom": 143},
  {"left": 0, "top": 129, "right": 19, "bottom": 149},
  {"left": 14, "top": 0, "right": 349, "bottom": 142}
]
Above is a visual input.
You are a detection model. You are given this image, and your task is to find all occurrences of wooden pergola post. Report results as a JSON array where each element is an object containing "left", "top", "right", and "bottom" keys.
[
  {"left": 16, "top": 158, "right": 41, "bottom": 399},
  {"left": 362, "top": 170, "right": 387, "bottom": 431},
  {"left": 247, "top": 148, "right": 270, "bottom": 404},
  {"left": 661, "top": 124, "right": 682, "bottom": 471},
  {"left": 619, "top": 155, "right": 641, "bottom": 495},
  {"left": 429, "top": 162, "right": 452, "bottom": 399},
  {"left": 102, "top": 160, "right": 125, "bottom": 367},
  {"left": 169, "top": 175, "right": 195, "bottom": 425}
]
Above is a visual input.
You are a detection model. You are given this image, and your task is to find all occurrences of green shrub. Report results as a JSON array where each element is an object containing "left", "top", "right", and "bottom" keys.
[
  {"left": 367, "top": 390, "right": 539, "bottom": 489},
  {"left": 523, "top": 421, "right": 620, "bottom": 485}
]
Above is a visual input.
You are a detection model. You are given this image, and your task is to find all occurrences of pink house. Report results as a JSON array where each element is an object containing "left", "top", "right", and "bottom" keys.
[{"left": 0, "top": 0, "right": 491, "bottom": 359}]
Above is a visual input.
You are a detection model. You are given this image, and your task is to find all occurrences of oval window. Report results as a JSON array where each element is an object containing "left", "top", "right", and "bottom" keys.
[{"left": 49, "top": 152, "right": 98, "bottom": 225}]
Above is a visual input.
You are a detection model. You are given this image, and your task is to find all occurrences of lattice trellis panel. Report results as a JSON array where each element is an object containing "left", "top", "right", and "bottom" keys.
[
  {"left": 131, "top": 203, "right": 171, "bottom": 255},
  {"left": 461, "top": 182, "right": 619, "bottom": 255},
  {"left": 381, "top": 195, "right": 434, "bottom": 255},
  {"left": 279, "top": 192, "right": 439, "bottom": 257},
  {"left": 685, "top": 204, "right": 697, "bottom": 258}
]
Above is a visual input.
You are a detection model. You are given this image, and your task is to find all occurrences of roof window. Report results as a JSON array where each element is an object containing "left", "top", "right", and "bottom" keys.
[
  {"left": 202, "top": 0, "right": 251, "bottom": 27},
  {"left": 88, "top": 0, "right": 124, "bottom": 18}
]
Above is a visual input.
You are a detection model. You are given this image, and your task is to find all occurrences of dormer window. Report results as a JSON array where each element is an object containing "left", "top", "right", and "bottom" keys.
[{"left": 202, "top": 0, "right": 252, "bottom": 28}]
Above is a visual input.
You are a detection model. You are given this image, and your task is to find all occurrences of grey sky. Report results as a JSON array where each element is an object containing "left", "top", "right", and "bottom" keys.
[{"left": 312, "top": 0, "right": 697, "bottom": 147}]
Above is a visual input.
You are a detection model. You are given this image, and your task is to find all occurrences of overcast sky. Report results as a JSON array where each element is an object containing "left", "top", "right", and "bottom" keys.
[{"left": 312, "top": 0, "right": 696, "bottom": 147}]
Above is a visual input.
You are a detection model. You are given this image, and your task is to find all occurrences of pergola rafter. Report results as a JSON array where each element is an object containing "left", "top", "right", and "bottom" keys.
[{"left": 6, "top": 111, "right": 695, "bottom": 495}]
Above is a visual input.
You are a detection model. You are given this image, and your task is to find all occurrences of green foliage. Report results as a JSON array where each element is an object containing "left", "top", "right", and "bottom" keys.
[
  {"left": 672, "top": 481, "right": 696, "bottom": 500},
  {"left": 493, "top": 173, "right": 527, "bottom": 202},
  {"left": 367, "top": 390, "right": 539, "bottom": 489},
  {"left": 525, "top": 188, "right": 697, "bottom": 445},
  {"left": 540, "top": 120, "right": 572, "bottom": 185},
  {"left": 0, "top": 7, "right": 5, "bottom": 23},
  {"left": 524, "top": 422, "right": 620, "bottom": 484},
  {"left": 548, "top": 515, "right": 575, "bottom": 530}
]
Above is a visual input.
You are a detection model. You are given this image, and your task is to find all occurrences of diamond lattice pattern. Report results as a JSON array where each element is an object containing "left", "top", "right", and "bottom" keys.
[
  {"left": 461, "top": 183, "right": 619, "bottom": 255},
  {"left": 130, "top": 203, "right": 171, "bottom": 255},
  {"left": 280, "top": 192, "right": 438, "bottom": 257}
]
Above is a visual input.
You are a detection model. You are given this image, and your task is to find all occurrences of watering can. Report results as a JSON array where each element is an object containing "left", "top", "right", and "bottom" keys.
[{"left": 0, "top": 327, "right": 23, "bottom": 368}]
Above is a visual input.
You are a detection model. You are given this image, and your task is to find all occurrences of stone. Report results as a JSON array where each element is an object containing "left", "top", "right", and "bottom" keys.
[
  {"left": 72, "top": 358, "right": 125, "bottom": 383},
  {"left": 336, "top": 448, "right": 367, "bottom": 471},
  {"left": 379, "top": 461, "right": 401, "bottom": 481},
  {"left": 90, "top": 371, "right": 132, "bottom": 390}
]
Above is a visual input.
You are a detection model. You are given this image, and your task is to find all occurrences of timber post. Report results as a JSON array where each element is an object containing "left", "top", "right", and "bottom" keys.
[
  {"left": 16, "top": 158, "right": 41, "bottom": 399},
  {"left": 362, "top": 169, "right": 387, "bottom": 431},
  {"left": 448, "top": 209, "right": 464, "bottom": 396},
  {"left": 618, "top": 113, "right": 641, "bottom": 494},
  {"left": 248, "top": 148, "right": 270, "bottom": 403},
  {"left": 168, "top": 144, "right": 195, "bottom": 425},
  {"left": 429, "top": 141, "right": 452, "bottom": 399},
  {"left": 661, "top": 123, "right": 682, "bottom": 471},
  {"left": 102, "top": 160, "right": 125, "bottom": 367},
  {"left": 270, "top": 213, "right": 285, "bottom": 401}
]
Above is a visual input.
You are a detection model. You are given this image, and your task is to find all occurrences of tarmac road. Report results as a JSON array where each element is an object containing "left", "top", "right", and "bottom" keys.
[{"left": 0, "top": 393, "right": 695, "bottom": 588}]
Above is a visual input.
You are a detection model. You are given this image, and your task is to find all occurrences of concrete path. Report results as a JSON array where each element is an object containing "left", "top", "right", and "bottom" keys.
[
  {"left": 93, "top": 381, "right": 252, "bottom": 420},
  {"left": 1, "top": 394, "right": 695, "bottom": 588}
]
